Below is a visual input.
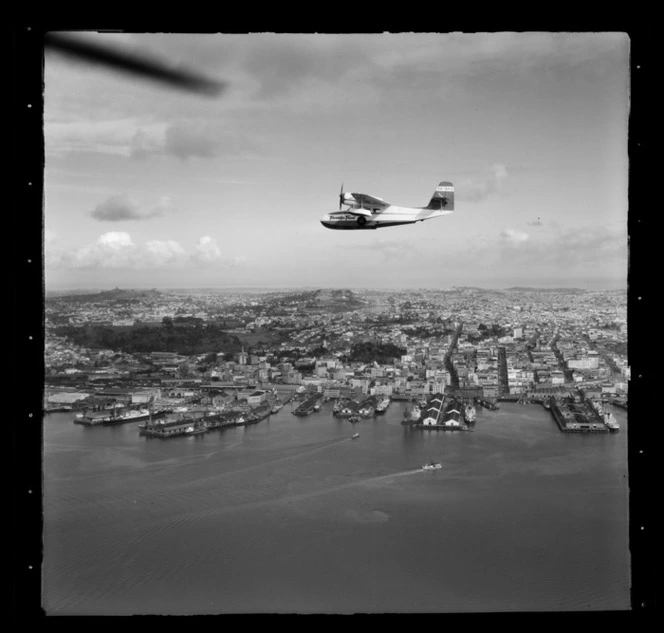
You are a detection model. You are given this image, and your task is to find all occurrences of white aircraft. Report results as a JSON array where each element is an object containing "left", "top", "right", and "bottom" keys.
[{"left": 321, "top": 181, "right": 454, "bottom": 230}]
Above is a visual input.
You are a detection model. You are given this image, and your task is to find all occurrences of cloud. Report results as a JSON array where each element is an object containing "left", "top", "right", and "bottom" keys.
[
  {"left": 527, "top": 218, "right": 544, "bottom": 227},
  {"left": 500, "top": 228, "right": 530, "bottom": 246},
  {"left": 192, "top": 235, "right": 222, "bottom": 264},
  {"left": 46, "top": 232, "right": 252, "bottom": 273},
  {"left": 144, "top": 239, "right": 187, "bottom": 266},
  {"left": 242, "top": 36, "right": 370, "bottom": 99},
  {"left": 163, "top": 121, "right": 253, "bottom": 160},
  {"left": 45, "top": 119, "right": 140, "bottom": 156},
  {"left": 498, "top": 224, "right": 626, "bottom": 271},
  {"left": 457, "top": 163, "right": 509, "bottom": 203},
  {"left": 164, "top": 122, "right": 220, "bottom": 159},
  {"left": 130, "top": 129, "right": 162, "bottom": 159},
  {"left": 90, "top": 194, "right": 173, "bottom": 222},
  {"left": 73, "top": 231, "right": 139, "bottom": 268}
]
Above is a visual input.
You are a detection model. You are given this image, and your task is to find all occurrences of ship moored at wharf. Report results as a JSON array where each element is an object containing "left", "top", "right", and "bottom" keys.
[
  {"left": 590, "top": 400, "right": 620, "bottom": 432},
  {"left": 375, "top": 398, "right": 391, "bottom": 414},
  {"left": 603, "top": 410, "right": 620, "bottom": 432},
  {"left": 74, "top": 406, "right": 171, "bottom": 426},
  {"left": 292, "top": 395, "right": 323, "bottom": 416},
  {"left": 139, "top": 418, "right": 207, "bottom": 438},
  {"left": 401, "top": 404, "right": 421, "bottom": 424},
  {"left": 479, "top": 399, "right": 499, "bottom": 411}
]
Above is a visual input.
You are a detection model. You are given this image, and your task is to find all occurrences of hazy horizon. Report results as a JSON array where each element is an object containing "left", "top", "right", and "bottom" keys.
[
  {"left": 45, "top": 279, "right": 627, "bottom": 295},
  {"left": 45, "top": 32, "right": 629, "bottom": 291}
]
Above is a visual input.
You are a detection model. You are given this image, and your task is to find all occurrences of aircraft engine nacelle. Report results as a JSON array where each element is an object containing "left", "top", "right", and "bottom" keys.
[{"left": 342, "top": 193, "right": 359, "bottom": 208}]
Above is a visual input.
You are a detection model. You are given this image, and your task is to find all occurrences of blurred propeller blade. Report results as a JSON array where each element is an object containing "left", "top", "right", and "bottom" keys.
[
  {"left": 339, "top": 182, "right": 344, "bottom": 211},
  {"left": 44, "top": 32, "right": 226, "bottom": 97}
]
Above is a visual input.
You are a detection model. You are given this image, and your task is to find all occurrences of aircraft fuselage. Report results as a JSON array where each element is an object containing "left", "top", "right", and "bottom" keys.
[{"left": 320, "top": 206, "right": 452, "bottom": 230}]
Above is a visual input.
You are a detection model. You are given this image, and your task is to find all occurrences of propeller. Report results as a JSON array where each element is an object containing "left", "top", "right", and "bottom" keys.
[
  {"left": 44, "top": 32, "right": 226, "bottom": 97},
  {"left": 339, "top": 182, "right": 344, "bottom": 211}
]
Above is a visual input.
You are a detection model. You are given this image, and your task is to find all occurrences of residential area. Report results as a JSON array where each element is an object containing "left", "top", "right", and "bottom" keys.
[{"left": 44, "top": 287, "right": 628, "bottom": 419}]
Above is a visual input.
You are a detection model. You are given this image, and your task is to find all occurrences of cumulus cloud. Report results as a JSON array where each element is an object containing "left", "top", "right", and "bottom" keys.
[
  {"left": 192, "top": 235, "right": 222, "bottom": 264},
  {"left": 90, "top": 194, "right": 173, "bottom": 222},
  {"left": 73, "top": 231, "right": 139, "bottom": 268},
  {"left": 457, "top": 163, "right": 509, "bottom": 203},
  {"left": 144, "top": 239, "right": 187, "bottom": 266},
  {"left": 527, "top": 218, "right": 544, "bottom": 227},
  {"left": 46, "top": 232, "right": 250, "bottom": 272},
  {"left": 46, "top": 233, "right": 188, "bottom": 270}
]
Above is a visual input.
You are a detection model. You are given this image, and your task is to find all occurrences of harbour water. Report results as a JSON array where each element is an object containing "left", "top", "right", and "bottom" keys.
[{"left": 42, "top": 401, "right": 630, "bottom": 614}]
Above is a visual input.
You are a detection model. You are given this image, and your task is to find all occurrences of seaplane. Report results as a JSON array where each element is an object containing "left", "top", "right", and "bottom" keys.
[{"left": 321, "top": 180, "right": 454, "bottom": 230}]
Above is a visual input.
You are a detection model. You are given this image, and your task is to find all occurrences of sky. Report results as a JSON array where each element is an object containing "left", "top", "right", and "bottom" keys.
[{"left": 43, "top": 32, "right": 630, "bottom": 291}]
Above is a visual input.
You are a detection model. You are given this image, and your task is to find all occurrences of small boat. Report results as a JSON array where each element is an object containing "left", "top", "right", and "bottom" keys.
[
  {"left": 352, "top": 433, "right": 360, "bottom": 439},
  {"left": 422, "top": 460, "right": 442, "bottom": 471}
]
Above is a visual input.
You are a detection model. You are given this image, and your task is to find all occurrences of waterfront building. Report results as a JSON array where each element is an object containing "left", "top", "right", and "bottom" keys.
[{"left": 482, "top": 385, "right": 500, "bottom": 399}]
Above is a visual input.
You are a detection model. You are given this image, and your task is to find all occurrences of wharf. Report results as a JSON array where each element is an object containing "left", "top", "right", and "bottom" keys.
[
  {"left": 74, "top": 409, "right": 170, "bottom": 426},
  {"left": 139, "top": 418, "right": 207, "bottom": 438},
  {"left": 245, "top": 404, "right": 273, "bottom": 424},
  {"left": 549, "top": 400, "right": 609, "bottom": 433},
  {"left": 410, "top": 423, "right": 471, "bottom": 431},
  {"left": 292, "top": 395, "right": 321, "bottom": 416}
]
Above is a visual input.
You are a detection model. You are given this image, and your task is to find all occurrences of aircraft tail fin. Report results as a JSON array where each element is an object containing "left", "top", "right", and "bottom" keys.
[{"left": 425, "top": 181, "right": 454, "bottom": 211}]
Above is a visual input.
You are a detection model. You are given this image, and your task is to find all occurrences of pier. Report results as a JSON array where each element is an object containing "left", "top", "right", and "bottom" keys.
[
  {"left": 548, "top": 399, "right": 609, "bottom": 433},
  {"left": 139, "top": 418, "right": 207, "bottom": 438},
  {"left": 292, "top": 395, "right": 322, "bottom": 416},
  {"left": 74, "top": 408, "right": 171, "bottom": 426}
]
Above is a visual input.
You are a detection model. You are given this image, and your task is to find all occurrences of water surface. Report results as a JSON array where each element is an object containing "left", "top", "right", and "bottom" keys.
[{"left": 43, "top": 401, "right": 630, "bottom": 614}]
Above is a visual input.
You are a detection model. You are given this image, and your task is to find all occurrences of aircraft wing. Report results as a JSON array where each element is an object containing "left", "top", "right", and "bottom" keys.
[{"left": 352, "top": 193, "right": 390, "bottom": 208}]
